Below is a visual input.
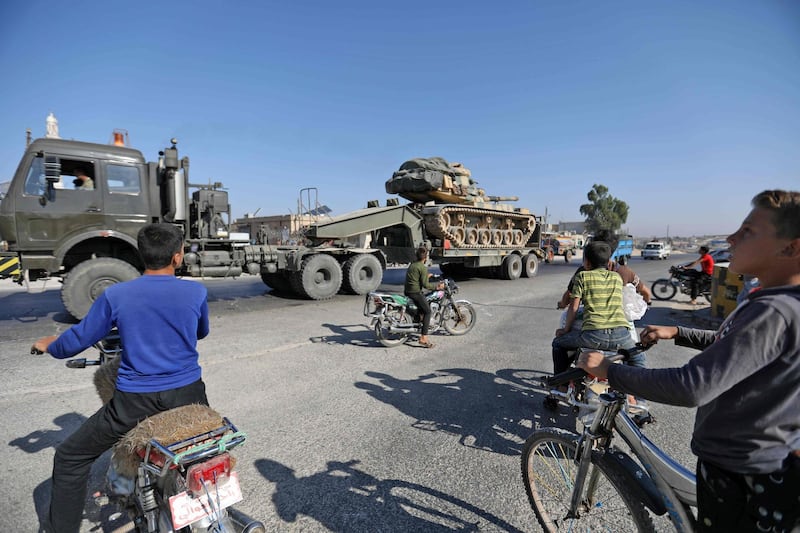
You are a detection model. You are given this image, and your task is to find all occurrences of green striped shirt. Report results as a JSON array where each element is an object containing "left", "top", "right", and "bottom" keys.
[{"left": 571, "top": 268, "right": 630, "bottom": 330}]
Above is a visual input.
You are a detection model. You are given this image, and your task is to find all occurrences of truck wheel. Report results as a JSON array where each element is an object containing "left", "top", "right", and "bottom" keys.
[
  {"left": 564, "top": 250, "right": 573, "bottom": 263},
  {"left": 297, "top": 254, "right": 342, "bottom": 300},
  {"left": 544, "top": 247, "right": 554, "bottom": 263},
  {"left": 62, "top": 257, "right": 140, "bottom": 319},
  {"left": 261, "top": 272, "right": 292, "bottom": 293},
  {"left": 500, "top": 254, "right": 523, "bottom": 280},
  {"left": 342, "top": 254, "right": 383, "bottom": 295},
  {"left": 522, "top": 253, "right": 539, "bottom": 278}
]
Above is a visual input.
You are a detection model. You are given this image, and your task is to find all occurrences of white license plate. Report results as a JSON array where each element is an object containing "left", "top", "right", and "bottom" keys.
[{"left": 169, "top": 471, "right": 243, "bottom": 530}]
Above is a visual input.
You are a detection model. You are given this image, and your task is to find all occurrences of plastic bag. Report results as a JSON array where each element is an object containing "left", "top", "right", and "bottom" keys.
[
  {"left": 559, "top": 305, "right": 584, "bottom": 330},
  {"left": 622, "top": 283, "right": 648, "bottom": 321}
]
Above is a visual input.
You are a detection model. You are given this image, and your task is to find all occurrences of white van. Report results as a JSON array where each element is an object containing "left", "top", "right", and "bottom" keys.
[{"left": 641, "top": 241, "right": 671, "bottom": 260}]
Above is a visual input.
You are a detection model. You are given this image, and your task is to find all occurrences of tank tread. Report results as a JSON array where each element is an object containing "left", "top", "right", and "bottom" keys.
[{"left": 422, "top": 206, "right": 536, "bottom": 249}]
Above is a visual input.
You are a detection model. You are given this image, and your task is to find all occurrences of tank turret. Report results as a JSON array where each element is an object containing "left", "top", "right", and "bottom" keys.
[{"left": 385, "top": 157, "right": 537, "bottom": 248}]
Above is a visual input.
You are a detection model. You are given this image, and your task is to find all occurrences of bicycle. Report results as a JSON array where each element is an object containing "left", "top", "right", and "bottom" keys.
[{"left": 521, "top": 349, "right": 697, "bottom": 532}]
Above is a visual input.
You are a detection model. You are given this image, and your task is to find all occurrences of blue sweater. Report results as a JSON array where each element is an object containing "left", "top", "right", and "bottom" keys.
[{"left": 49, "top": 275, "right": 210, "bottom": 393}]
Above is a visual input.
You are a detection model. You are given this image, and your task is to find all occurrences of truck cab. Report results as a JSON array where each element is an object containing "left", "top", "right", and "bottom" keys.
[
  {"left": 0, "top": 138, "right": 153, "bottom": 275},
  {"left": 0, "top": 138, "right": 191, "bottom": 318}
]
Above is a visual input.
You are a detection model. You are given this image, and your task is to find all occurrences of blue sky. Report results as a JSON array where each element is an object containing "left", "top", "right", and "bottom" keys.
[{"left": 1, "top": 1, "right": 798, "bottom": 237}]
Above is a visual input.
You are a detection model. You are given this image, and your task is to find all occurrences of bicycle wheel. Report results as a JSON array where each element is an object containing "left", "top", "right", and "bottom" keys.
[
  {"left": 650, "top": 279, "right": 677, "bottom": 300},
  {"left": 521, "top": 427, "right": 655, "bottom": 532},
  {"left": 443, "top": 301, "right": 476, "bottom": 335}
]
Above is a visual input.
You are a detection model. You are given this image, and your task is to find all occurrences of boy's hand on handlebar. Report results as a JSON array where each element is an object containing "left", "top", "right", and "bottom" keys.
[
  {"left": 639, "top": 326, "right": 679, "bottom": 347},
  {"left": 32, "top": 334, "right": 58, "bottom": 355},
  {"left": 576, "top": 351, "right": 611, "bottom": 379}
]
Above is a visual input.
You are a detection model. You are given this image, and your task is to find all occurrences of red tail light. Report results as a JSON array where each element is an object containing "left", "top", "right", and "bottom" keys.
[{"left": 186, "top": 453, "right": 232, "bottom": 494}]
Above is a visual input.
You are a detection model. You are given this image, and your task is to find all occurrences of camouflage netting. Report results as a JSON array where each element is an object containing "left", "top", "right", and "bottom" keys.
[
  {"left": 113, "top": 404, "right": 226, "bottom": 478},
  {"left": 386, "top": 157, "right": 478, "bottom": 196}
]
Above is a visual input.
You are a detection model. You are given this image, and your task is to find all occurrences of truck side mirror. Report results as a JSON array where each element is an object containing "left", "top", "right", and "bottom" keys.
[
  {"left": 38, "top": 155, "right": 61, "bottom": 205},
  {"left": 44, "top": 155, "right": 61, "bottom": 183}
]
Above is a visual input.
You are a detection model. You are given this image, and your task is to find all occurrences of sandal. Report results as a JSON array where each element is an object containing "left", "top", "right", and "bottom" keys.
[{"left": 419, "top": 341, "right": 435, "bottom": 349}]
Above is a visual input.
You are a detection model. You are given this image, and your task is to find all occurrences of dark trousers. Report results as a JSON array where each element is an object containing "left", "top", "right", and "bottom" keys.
[
  {"left": 696, "top": 457, "right": 800, "bottom": 532},
  {"left": 551, "top": 327, "right": 641, "bottom": 374},
  {"left": 685, "top": 270, "right": 712, "bottom": 300},
  {"left": 48, "top": 379, "right": 208, "bottom": 533},
  {"left": 406, "top": 292, "right": 432, "bottom": 335}
]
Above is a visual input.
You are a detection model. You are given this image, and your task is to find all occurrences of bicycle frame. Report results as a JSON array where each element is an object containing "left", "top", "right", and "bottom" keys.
[{"left": 575, "top": 391, "right": 697, "bottom": 532}]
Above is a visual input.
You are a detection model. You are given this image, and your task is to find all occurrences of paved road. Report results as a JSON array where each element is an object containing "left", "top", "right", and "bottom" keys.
[{"left": 0, "top": 255, "right": 710, "bottom": 532}]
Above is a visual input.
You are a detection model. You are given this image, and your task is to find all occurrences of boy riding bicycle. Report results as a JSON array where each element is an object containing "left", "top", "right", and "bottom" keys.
[{"left": 578, "top": 190, "right": 800, "bottom": 532}]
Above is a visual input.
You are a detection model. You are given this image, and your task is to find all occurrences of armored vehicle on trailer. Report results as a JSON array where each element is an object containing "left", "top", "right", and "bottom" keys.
[{"left": 386, "top": 157, "right": 538, "bottom": 249}]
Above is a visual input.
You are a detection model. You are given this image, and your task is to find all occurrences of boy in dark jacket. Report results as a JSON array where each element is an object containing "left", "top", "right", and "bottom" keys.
[
  {"left": 33, "top": 223, "right": 210, "bottom": 533},
  {"left": 578, "top": 190, "right": 800, "bottom": 532},
  {"left": 404, "top": 246, "right": 443, "bottom": 348}
]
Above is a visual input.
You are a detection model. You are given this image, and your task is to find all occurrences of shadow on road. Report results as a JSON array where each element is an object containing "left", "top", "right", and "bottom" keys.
[
  {"left": 9, "top": 412, "right": 120, "bottom": 532},
  {"left": 354, "top": 367, "right": 578, "bottom": 457},
  {"left": 256, "top": 458, "right": 525, "bottom": 532}
]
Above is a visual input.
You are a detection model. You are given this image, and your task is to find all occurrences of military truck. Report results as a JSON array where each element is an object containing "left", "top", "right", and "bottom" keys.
[
  {"left": 0, "top": 141, "right": 546, "bottom": 319},
  {"left": 540, "top": 233, "right": 578, "bottom": 263},
  {"left": 0, "top": 137, "right": 388, "bottom": 319}
]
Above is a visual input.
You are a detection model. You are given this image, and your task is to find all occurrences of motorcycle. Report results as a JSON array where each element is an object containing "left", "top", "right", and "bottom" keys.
[
  {"left": 51, "top": 333, "right": 265, "bottom": 533},
  {"left": 363, "top": 277, "right": 476, "bottom": 347},
  {"left": 651, "top": 265, "right": 712, "bottom": 303}
]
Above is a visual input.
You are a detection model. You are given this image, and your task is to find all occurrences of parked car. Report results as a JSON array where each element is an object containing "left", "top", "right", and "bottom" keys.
[
  {"left": 641, "top": 241, "right": 671, "bottom": 260},
  {"left": 709, "top": 248, "right": 732, "bottom": 263}
]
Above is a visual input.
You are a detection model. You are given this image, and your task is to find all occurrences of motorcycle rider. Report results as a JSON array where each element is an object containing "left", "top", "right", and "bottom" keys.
[
  {"left": 681, "top": 245, "right": 715, "bottom": 305},
  {"left": 32, "top": 223, "right": 210, "bottom": 533},
  {"left": 404, "top": 246, "right": 444, "bottom": 348}
]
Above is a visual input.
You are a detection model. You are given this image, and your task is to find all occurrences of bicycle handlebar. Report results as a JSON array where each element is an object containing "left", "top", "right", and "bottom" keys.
[{"left": 545, "top": 344, "right": 649, "bottom": 388}]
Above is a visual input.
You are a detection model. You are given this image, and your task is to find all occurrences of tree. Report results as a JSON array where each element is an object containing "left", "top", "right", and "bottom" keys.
[{"left": 579, "top": 184, "right": 629, "bottom": 234}]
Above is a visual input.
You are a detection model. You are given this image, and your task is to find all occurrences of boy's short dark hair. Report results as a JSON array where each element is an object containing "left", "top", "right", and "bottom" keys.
[
  {"left": 415, "top": 246, "right": 429, "bottom": 260},
  {"left": 591, "top": 229, "right": 619, "bottom": 253},
  {"left": 137, "top": 223, "right": 184, "bottom": 269},
  {"left": 699, "top": 246, "right": 710, "bottom": 254},
  {"left": 752, "top": 190, "right": 800, "bottom": 240},
  {"left": 584, "top": 241, "right": 612, "bottom": 269}
]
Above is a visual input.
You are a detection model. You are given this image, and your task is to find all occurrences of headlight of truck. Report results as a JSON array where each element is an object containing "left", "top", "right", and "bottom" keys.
[{"left": 0, "top": 240, "right": 8, "bottom": 252}]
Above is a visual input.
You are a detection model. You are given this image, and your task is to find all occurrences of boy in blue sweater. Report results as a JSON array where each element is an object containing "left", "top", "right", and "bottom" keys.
[{"left": 32, "top": 223, "right": 210, "bottom": 533}]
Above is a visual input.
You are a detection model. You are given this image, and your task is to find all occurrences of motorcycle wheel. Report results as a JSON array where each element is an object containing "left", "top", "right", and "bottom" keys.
[
  {"left": 374, "top": 310, "right": 413, "bottom": 347},
  {"left": 651, "top": 279, "right": 677, "bottom": 300},
  {"left": 443, "top": 301, "right": 476, "bottom": 336}
]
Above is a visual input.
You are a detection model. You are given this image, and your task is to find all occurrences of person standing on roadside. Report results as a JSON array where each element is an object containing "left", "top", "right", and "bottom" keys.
[{"left": 578, "top": 190, "right": 800, "bottom": 532}]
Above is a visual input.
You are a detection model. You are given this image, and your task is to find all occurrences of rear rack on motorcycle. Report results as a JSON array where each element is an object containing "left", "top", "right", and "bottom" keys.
[
  {"left": 142, "top": 418, "right": 247, "bottom": 476},
  {"left": 364, "top": 291, "right": 408, "bottom": 317}
]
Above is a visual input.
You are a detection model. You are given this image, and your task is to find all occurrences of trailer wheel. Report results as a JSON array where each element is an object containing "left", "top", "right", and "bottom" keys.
[
  {"left": 342, "top": 254, "right": 383, "bottom": 295},
  {"left": 297, "top": 254, "right": 342, "bottom": 300},
  {"left": 522, "top": 253, "right": 539, "bottom": 278},
  {"left": 500, "top": 254, "right": 523, "bottom": 280},
  {"left": 564, "top": 250, "right": 573, "bottom": 263},
  {"left": 544, "top": 247, "right": 554, "bottom": 263},
  {"left": 62, "top": 257, "right": 140, "bottom": 320}
]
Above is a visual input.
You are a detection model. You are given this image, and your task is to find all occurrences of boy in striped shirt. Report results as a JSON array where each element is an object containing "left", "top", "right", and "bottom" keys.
[{"left": 551, "top": 241, "right": 642, "bottom": 377}]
